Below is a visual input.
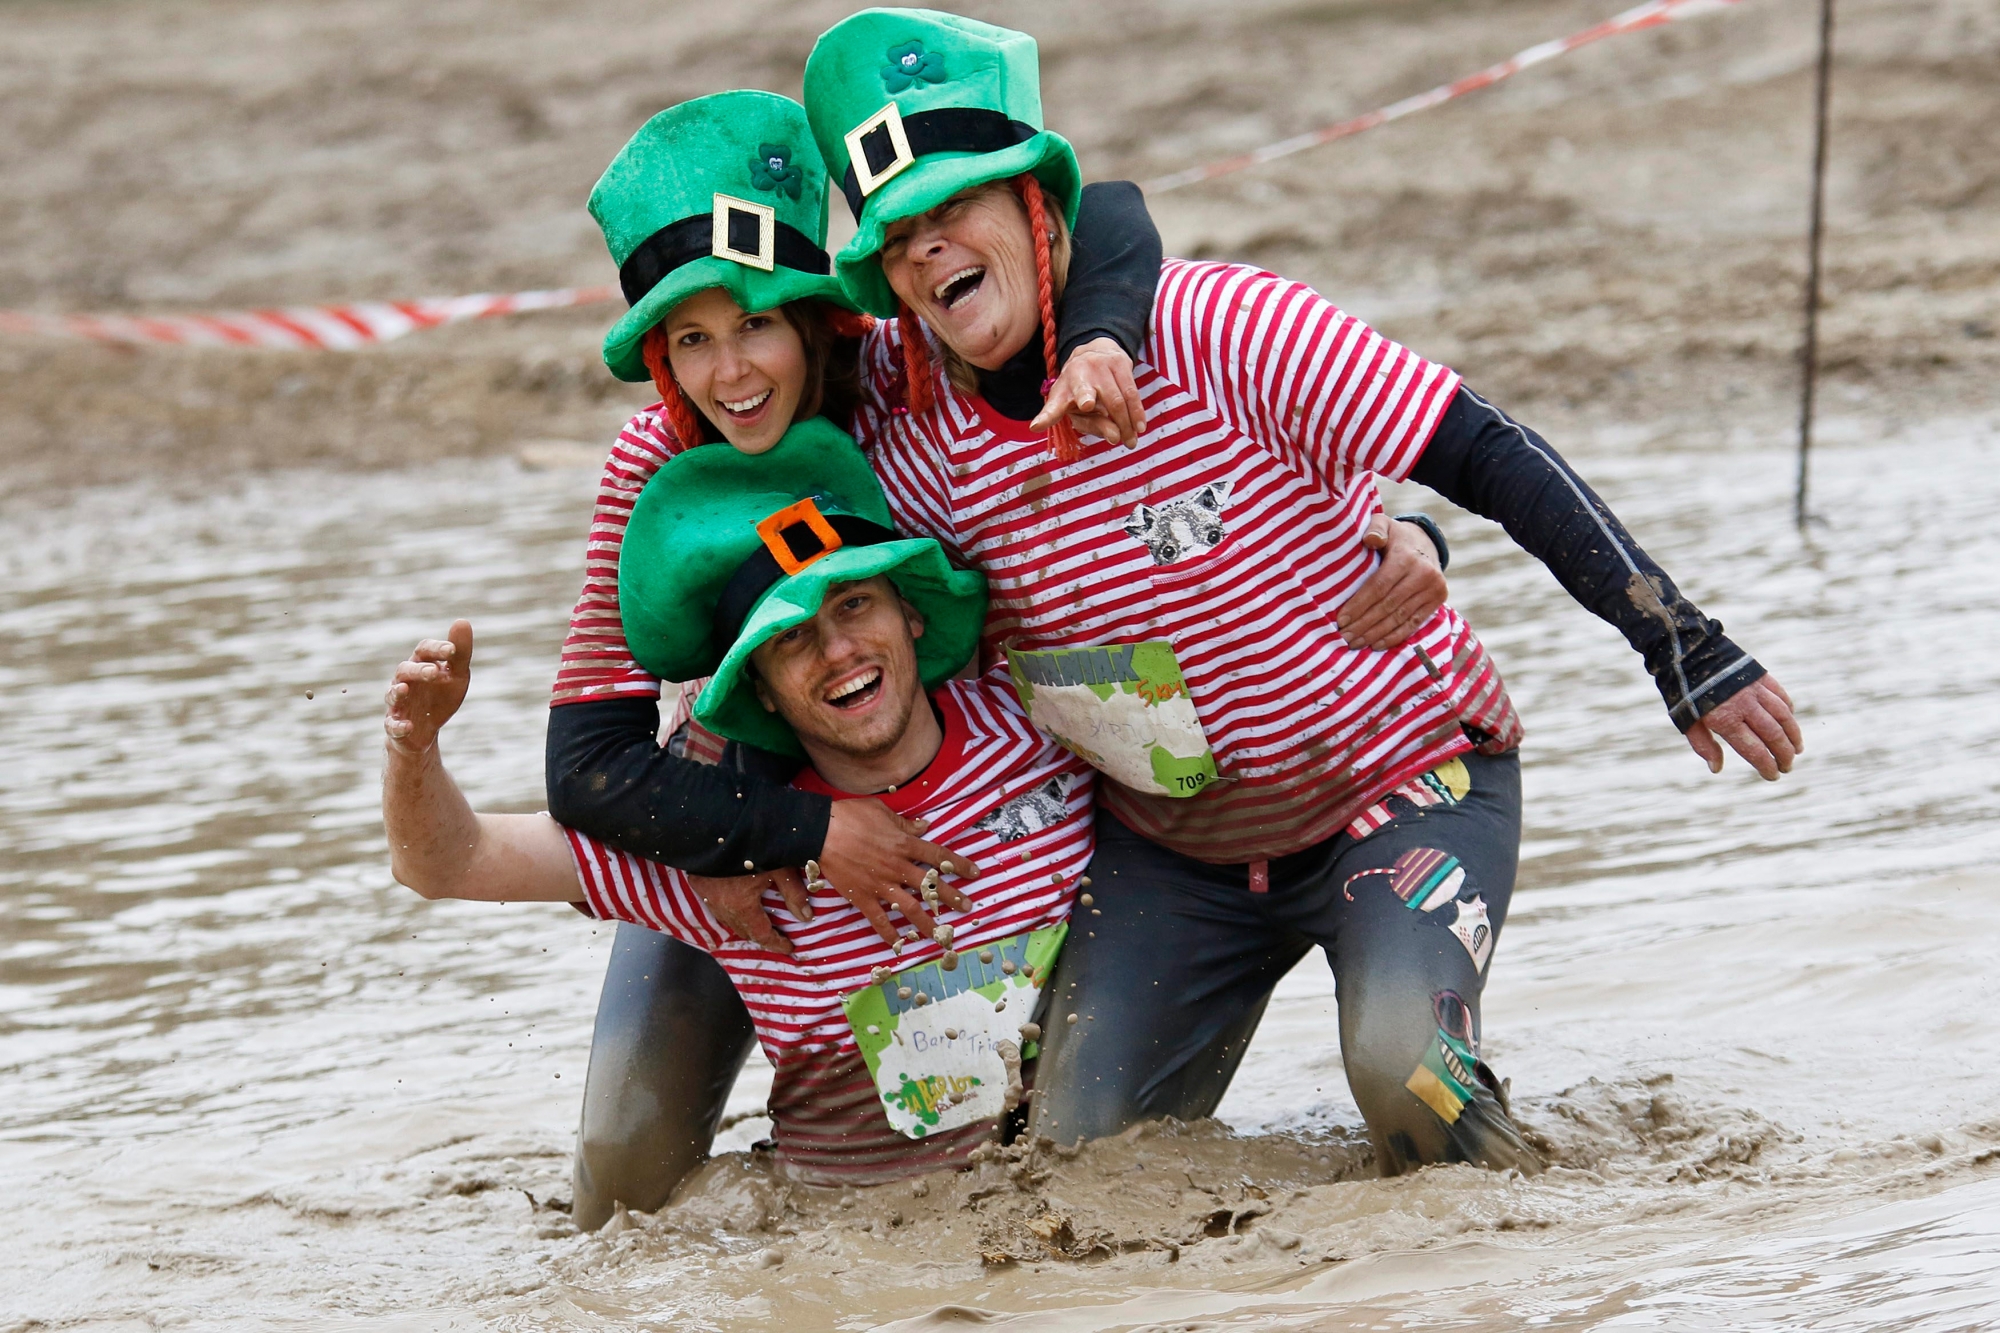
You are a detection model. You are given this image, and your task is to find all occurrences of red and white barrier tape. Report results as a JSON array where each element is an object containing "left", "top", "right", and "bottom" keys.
[
  {"left": 1142, "top": 0, "right": 1744, "bottom": 194},
  {"left": 0, "top": 284, "right": 616, "bottom": 349},
  {"left": 0, "top": 0, "right": 1744, "bottom": 348}
]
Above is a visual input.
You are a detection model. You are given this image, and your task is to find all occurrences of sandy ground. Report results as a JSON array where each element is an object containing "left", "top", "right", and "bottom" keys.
[{"left": 0, "top": 0, "right": 1995, "bottom": 495}]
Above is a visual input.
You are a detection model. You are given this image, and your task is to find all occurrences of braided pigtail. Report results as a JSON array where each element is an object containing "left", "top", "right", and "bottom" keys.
[
  {"left": 640, "top": 324, "right": 706, "bottom": 447},
  {"left": 824, "top": 308, "right": 878, "bottom": 341},
  {"left": 896, "top": 300, "right": 937, "bottom": 415},
  {"left": 1015, "top": 174, "right": 1083, "bottom": 466}
]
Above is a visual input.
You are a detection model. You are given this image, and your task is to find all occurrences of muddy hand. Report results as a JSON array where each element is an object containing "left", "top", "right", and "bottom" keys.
[
  {"left": 1686, "top": 673, "right": 1802, "bottom": 780},
  {"left": 688, "top": 868, "right": 813, "bottom": 955},
  {"left": 1031, "top": 336, "right": 1145, "bottom": 446},
  {"left": 1340, "top": 514, "right": 1448, "bottom": 650},
  {"left": 383, "top": 620, "right": 473, "bottom": 755},
  {"left": 820, "top": 798, "right": 980, "bottom": 946}
]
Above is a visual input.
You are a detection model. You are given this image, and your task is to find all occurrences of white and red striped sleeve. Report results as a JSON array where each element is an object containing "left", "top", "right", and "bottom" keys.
[
  {"left": 549, "top": 406, "right": 691, "bottom": 706},
  {"left": 562, "top": 827, "right": 731, "bottom": 951},
  {"left": 1164, "top": 261, "right": 1462, "bottom": 490},
  {"left": 853, "top": 320, "right": 966, "bottom": 562}
]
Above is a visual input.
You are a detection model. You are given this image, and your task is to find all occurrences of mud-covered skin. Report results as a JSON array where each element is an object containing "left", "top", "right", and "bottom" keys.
[{"left": 1030, "top": 749, "right": 1539, "bottom": 1176}]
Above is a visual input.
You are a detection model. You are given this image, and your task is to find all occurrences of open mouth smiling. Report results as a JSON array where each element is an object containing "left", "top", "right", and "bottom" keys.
[
  {"left": 719, "top": 388, "right": 772, "bottom": 420},
  {"left": 824, "top": 667, "right": 883, "bottom": 710},
  {"left": 934, "top": 266, "right": 985, "bottom": 311}
]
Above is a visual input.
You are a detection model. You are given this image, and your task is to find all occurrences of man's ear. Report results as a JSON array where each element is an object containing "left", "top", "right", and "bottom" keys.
[
  {"left": 902, "top": 596, "right": 926, "bottom": 642},
  {"left": 750, "top": 669, "right": 778, "bottom": 714}
]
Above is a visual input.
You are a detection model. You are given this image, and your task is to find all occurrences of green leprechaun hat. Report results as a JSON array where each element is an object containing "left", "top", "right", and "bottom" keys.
[
  {"left": 619, "top": 418, "right": 988, "bottom": 757},
  {"left": 804, "top": 8, "right": 1081, "bottom": 317},
  {"left": 590, "top": 90, "right": 856, "bottom": 382}
]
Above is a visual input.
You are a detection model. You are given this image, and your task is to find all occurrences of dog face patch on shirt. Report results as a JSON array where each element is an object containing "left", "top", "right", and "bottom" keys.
[
  {"left": 1121, "top": 481, "right": 1232, "bottom": 566},
  {"left": 974, "top": 773, "right": 1077, "bottom": 841}
]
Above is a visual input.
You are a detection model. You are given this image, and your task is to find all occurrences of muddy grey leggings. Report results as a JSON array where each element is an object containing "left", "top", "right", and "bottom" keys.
[
  {"left": 571, "top": 748, "right": 1536, "bottom": 1224},
  {"left": 1029, "top": 748, "right": 1539, "bottom": 1175}
]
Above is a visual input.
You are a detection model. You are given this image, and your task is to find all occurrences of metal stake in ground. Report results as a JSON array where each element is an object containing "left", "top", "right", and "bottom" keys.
[{"left": 1796, "top": 0, "right": 1836, "bottom": 530}]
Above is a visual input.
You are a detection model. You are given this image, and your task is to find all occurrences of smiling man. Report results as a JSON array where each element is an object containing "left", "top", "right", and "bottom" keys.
[{"left": 381, "top": 423, "right": 1095, "bottom": 1183}]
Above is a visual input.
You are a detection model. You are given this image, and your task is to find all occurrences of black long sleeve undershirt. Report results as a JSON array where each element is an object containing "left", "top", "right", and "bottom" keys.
[
  {"left": 1411, "top": 386, "right": 1765, "bottom": 730},
  {"left": 545, "top": 181, "right": 1166, "bottom": 876}
]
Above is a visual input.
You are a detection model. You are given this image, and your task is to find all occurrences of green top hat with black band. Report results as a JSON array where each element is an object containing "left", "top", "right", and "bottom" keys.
[
  {"left": 619, "top": 417, "right": 988, "bottom": 757},
  {"left": 804, "top": 8, "right": 1081, "bottom": 317},
  {"left": 591, "top": 90, "right": 857, "bottom": 382}
]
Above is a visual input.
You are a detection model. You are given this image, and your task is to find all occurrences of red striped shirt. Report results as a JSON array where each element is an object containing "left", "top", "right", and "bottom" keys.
[
  {"left": 564, "top": 678, "right": 1095, "bottom": 1184},
  {"left": 550, "top": 403, "right": 686, "bottom": 706},
  {"left": 854, "top": 260, "right": 1523, "bottom": 863}
]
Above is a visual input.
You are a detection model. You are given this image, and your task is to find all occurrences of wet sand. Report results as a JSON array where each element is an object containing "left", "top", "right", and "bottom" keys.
[
  {"left": 5, "top": 424, "right": 1999, "bottom": 1328},
  {"left": 1, "top": 0, "right": 1996, "bottom": 493}
]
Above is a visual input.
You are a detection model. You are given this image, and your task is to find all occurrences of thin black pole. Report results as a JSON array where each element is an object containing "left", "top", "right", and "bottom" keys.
[{"left": 1796, "top": 0, "right": 1835, "bottom": 530}]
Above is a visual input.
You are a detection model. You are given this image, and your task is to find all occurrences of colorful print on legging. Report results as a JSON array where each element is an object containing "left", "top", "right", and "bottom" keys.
[{"left": 1405, "top": 990, "right": 1481, "bottom": 1125}]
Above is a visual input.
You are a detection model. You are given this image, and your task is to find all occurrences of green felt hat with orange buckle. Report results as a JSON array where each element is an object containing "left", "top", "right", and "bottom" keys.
[
  {"left": 618, "top": 417, "right": 988, "bottom": 756},
  {"left": 590, "top": 90, "right": 857, "bottom": 382},
  {"left": 803, "top": 8, "right": 1081, "bottom": 317}
]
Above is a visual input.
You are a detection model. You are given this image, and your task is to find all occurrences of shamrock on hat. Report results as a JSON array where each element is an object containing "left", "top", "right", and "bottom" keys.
[
  {"left": 881, "top": 39, "right": 945, "bottom": 92},
  {"left": 749, "top": 143, "right": 805, "bottom": 199},
  {"left": 587, "top": 91, "right": 853, "bottom": 383}
]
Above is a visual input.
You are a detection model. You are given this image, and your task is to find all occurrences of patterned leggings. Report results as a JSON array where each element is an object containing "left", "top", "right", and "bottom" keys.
[{"left": 1029, "top": 748, "right": 1541, "bottom": 1175}]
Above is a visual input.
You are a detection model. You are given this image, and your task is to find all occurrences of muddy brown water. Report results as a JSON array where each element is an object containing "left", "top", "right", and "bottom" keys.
[{"left": 4, "top": 421, "right": 2000, "bottom": 1330}]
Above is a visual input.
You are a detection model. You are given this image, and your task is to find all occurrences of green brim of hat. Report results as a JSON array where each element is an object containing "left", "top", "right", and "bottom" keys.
[
  {"left": 695, "top": 539, "right": 987, "bottom": 757},
  {"left": 603, "top": 261, "right": 855, "bottom": 383},
  {"left": 833, "top": 132, "right": 1080, "bottom": 317}
]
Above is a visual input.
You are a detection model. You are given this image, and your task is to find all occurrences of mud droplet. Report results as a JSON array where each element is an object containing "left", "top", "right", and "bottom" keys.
[
  {"left": 978, "top": 948, "right": 994, "bottom": 964},
  {"left": 897, "top": 986, "right": 913, "bottom": 1000},
  {"left": 940, "top": 950, "right": 959, "bottom": 972},
  {"left": 1020, "top": 851, "right": 1031, "bottom": 862},
  {"left": 1001, "top": 959, "right": 1017, "bottom": 975},
  {"left": 1079, "top": 893, "right": 1094, "bottom": 907},
  {"left": 759, "top": 1246, "right": 785, "bottom": 1267},
  {"left": 304, "top": 690, "right": 314, "bottom": 699},
  {"left": 872, "top": 966, "right": 893, "bottom": 985},
  {"left": 805, "top": 859, "right": 821, "bottom": 880},
  {"left": 914, "top": 992, "right": 931, "bottom": 1007},
  {"left": 1050, "top": 872, "right": 1063, "bottom": 885},
  {"left": 743, "top": 860, "right": 755, "bottom": 872},
  {"left": 866, "top": 1024, "right": 880, "bottom": 1035},
  {"left": 994, "top": 999, "right": 1007, "bottom": 1012},
  {"left": 1090, "top": 908, "right": 1101, "bottom": 916},
  {"left": 939, "top": 860, "right": 954, "bottom": 875},
  {"left": 1080, "top": 876, "right": 1092, "bottom": 887},
  {"left": 932, "top": 923, "right": 954, "bottom": 946},
  {"left": 1066, "top": 1013, "right": 1079, "bottom": 1024},
  {"left": 1018, "top": 1022, "right": 1041, "bottom": 1042},
  {"left": 944, "top": 1027, "right": 958, "bottom": 1040}
]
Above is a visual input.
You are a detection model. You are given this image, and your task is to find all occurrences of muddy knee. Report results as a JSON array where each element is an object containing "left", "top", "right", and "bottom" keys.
[{"left": 1345, "top": 1004, "right": 1540, "bottom": 1177}]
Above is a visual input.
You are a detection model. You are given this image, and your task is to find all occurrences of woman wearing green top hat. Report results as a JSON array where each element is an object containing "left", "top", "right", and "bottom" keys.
[
  {"left": 775, "top": 6, "right": 1800, "bottom": 1180},
  {"left": 546, "top": 87, "right": 1204, "bottom": 1226}
]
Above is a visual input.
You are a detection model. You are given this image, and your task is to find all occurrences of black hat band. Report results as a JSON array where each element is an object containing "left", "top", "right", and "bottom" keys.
[
  {"left": 619, "top": 212, "right": 832, "bottom": 308},
  {"left": 839, "top": 107, "right": 1039, "bottom": 221},
  {"left": 712, "top": 514, "right": 899, "bottom": 649}
]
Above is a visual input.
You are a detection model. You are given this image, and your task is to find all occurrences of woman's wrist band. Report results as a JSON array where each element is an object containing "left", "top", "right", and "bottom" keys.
[{"left": 1394, "top": 512, "right": 1450, "bottom": 571}]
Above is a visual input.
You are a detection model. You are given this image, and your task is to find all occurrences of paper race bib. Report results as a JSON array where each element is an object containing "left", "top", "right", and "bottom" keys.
[
  {"left": 843, "top": 925, "right": 1066, "bottom": 1139},
  {"left": 1006, "top": 641, "right": 1219, "bottom": 798}
]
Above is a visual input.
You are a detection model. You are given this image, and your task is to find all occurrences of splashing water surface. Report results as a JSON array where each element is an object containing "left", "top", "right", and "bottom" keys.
[{"left": 3, "top": 423, "right": 1999, "bottom": 1330}]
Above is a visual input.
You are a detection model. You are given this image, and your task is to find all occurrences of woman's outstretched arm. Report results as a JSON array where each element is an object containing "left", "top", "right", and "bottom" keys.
[{"left": 1410, "top": 386, "right": 1802, "bottom": 778}]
